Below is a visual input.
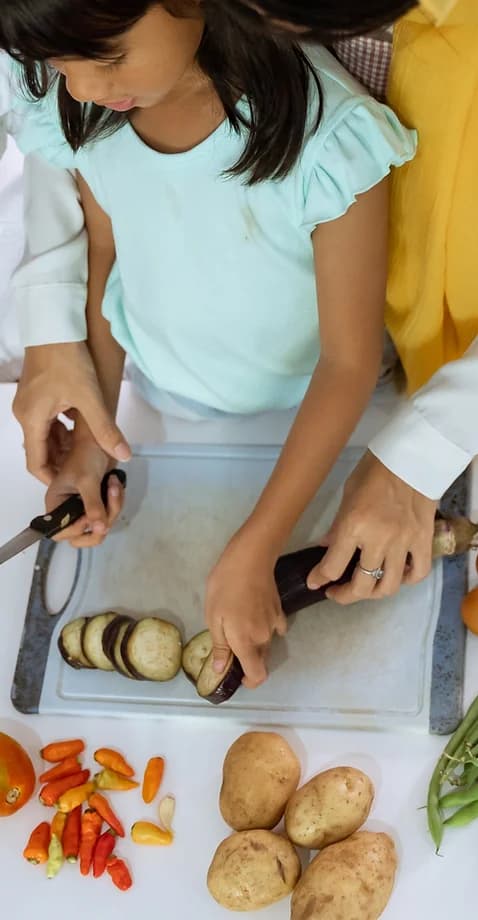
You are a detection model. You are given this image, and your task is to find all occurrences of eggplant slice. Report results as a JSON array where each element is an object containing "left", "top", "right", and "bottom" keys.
[
  {"left": 113, "top": 619, "right": 138, "bottom": 679},
  {"left": 196, "top": 545, "right": 361, "bottom": 705},
  {"left": 121, "top": 617, "right": 182, "bottom": 681},
  {"left": 58, "top": 617, "right": 96, "bottom": 670},
  {"left": 102, "top": 615, "right": 136, "bottom": 678},
  {"left": 81, "top": 612, "right": 118, "bottom": 671},
  {"left": 182, "top": 629, "right": 213, "bottom": 683}
]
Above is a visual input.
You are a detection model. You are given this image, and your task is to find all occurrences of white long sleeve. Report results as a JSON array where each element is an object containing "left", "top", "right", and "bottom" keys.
[
  {"left": 0, "top": 52, "right": 87, "bottom": 346},
  {"left": 369, "top": 339, "right": 478, "bottom": 499},
  {"left": 13, "top": 156, "right": 87, "bottom": 345}
]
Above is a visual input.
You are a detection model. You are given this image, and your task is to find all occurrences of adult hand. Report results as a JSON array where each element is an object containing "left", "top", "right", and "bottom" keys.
[
  {"left": 13, "top": 342, "right": 131, "bottom": 485},
  {"left": 205, "top": 530, "right": 288, "bottom": 689},
  {"left": 307, "top": 451, "right": 438, "bottom": 603}
]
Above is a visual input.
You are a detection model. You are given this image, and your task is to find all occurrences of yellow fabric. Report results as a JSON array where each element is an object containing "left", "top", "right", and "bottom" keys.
[
  {"left": 386, "top": 0, "right": 478, "bottom": 393},
  {"left": 420, "top": 0, "right": 458, "bottom": 25}
]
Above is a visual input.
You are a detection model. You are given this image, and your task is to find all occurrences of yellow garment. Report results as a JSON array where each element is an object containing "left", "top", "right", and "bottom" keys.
[
  {"left": 386, "top": 0, "right": 478, "bottom": 393},
  {"left": 420, "top": 0, "right": 458, "bottom": 25}
]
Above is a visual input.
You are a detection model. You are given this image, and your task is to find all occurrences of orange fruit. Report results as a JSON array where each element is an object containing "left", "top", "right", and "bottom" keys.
[
  {"left": 461, "top": 586, "right": 478, "bottom": 635},
  {"left": 0, "top": 732, "right": 35, "bottom": 817}
]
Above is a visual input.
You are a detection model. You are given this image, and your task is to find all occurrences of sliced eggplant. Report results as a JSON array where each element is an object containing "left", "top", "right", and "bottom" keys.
[
  {"left": 121, "top": 617, "right": 182, "bottom": 682},
  {"left": 81, "top": 612, "right": 118, "bottom": 671},
  {"left": 196, "top": 545, "right": 361, "bottom": 705},
  {"left": 58, "top": 617, "right": 96, "bottom": 670},
  {"left": 182, "top": 629, "right": 213, "bottom": 683},
  {"left": 113, "top": 619, "right": 138, "bottom": 679},
  {"left": 196, "top": 650, "right": 245, "bottom": 704},
  {"left": 102, "top": 615, "right": 135, "bottom": 676}
]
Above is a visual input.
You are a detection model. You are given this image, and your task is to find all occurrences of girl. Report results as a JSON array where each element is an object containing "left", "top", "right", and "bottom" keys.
[{"left": 2, "top": 0, "right": 415, "bottom": 688}]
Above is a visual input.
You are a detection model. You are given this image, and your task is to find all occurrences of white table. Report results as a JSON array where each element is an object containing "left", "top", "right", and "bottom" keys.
[{"left": 1, "top": 381, "right": 477, "bottom": 919}]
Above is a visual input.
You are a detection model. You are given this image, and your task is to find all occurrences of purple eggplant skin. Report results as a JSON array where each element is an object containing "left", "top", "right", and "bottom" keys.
[
  {"left": 202, "top": 545, "right": 361, "bottom": 705},
  {"left": 102, "top": 615, "right": 131, "bottom": 666}
]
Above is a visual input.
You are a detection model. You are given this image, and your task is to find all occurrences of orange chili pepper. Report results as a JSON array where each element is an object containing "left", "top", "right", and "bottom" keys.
[
  {"left": 89, "top": 792, "right": 125, "bottom": 838},
  {"left": 57, "top": 781, "right": 95, "bottom": 814},
  {"left": 40, "top": 769, "right": 90, "bottom": 807},
  {"left": 94, "top": 748, "right": 134, "bottom": 778},
  {"left": 40, "top": 739, "right": 85, "bottom": 763},
  {"left": 50, "top": 811, "right": 67, "bottom": 844},
  {"left": 131, "top": 821, "right": 173, "bottom": 846},
  {"left": 94, "top": 769, "right": 139, "bottom": 792},
  {"left": 142, "top": 757, "right": 165, "bottom": 804},
  {"left": 23, "top": 821, "right": 51, "bottom": 865},
  {"left": 79, "top": 809, "right": 103, "bottom": 876},
  {"left": 106, "top": 855, "right": 133, "bottom": 891},
  {"left": 39, "top": 756, "right": 81, "bottom": 784},
  {"left": 63, "top": 805, "right": 82, "bottom": 863}
]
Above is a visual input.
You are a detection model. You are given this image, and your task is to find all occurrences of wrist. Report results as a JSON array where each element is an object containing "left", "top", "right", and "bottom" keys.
[{"left": 230, "top": 515, "right": 289, "bottom": 567}]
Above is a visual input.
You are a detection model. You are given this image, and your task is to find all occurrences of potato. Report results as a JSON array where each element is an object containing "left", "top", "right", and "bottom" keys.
[
  {"left": 291, "top": 831, "right": 397, "bottom": 920},
  {"left": 207, "top": 829, "right": 301, "bottom": 911},
  {"left": 285, "top": 766, "right": 374, "bottom": 850},
  {"left": 220, "top": 731, "right": 301, "bottom": 831}
]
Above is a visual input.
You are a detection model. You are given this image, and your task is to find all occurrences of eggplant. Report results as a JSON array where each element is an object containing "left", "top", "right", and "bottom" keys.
[
  {"left": 102, "top": 615, "right": 136, "bottom": 678},
  {"left": 197, "top": 545, "right": 360, "bottom": 705},
  {"left": 58, "top": 616, "right": 96, "bottom": 670},
  {"left": 81, "top": 612, "right": 118, "bottom": 671},
  {"left": 182, "top": 629, "right": 213, "bottom": 683},
  {"left": 120, "top": 616, "right": 183, "bottom": 681}
]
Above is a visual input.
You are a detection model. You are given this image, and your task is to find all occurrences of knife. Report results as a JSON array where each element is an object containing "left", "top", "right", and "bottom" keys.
[{"left": 0, "top": 469, "right": 127, "bottom": 566}]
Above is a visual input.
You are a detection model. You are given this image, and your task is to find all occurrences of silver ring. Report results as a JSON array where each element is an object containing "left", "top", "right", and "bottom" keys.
[{"left": 358, "top": 564, "right": 385, "bottom": 581}]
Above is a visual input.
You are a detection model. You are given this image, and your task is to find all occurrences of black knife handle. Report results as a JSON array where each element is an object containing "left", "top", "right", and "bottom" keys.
[{"left": 29, "top": 469, "right": 127, "bottom": 539}]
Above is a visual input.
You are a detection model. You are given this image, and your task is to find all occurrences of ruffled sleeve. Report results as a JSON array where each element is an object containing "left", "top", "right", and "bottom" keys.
[
  {"left": 300, "top": 99, "right": 417, "bottom": 232},
  {"left": 9, "top": 63, "right": 80, "bottom": 170}
]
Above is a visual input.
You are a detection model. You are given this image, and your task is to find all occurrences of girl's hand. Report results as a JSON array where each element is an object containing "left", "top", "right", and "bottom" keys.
[
  {"left": 307, "top": 451, "right": 437, "bottom": 603},
  {"left": 45, "top": 437, "right": 125, "bottom": 549},
  {"left": 205, "top": 534, "right": 288, "bottom": 689}
]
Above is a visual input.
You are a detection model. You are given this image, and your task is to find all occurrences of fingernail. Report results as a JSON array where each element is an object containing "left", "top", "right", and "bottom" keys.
[
  {"left": 213, "top": 659, "right": 226, "bottom": 673},
  {"left": 114, "top": 442, "right": 131, "bottom": 462},
  {"left": 92, "top": 521, "right": 107, "bottom": 535},
  {"left": 109, "top": 482, "right": 121, "bottom": 498},
  {"left": 307, "top": 579, "right": 320, "bottom": 590}
]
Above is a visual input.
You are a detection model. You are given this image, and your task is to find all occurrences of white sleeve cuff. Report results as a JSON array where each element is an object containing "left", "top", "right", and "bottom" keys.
[
  {"left": 16, "top": 283, "right": 87, "bottom": 346},
  {"left": 369, "top": 402, "right": 471, "bottom": 500}
]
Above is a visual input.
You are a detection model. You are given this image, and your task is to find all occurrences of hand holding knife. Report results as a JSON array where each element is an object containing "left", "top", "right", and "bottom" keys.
[{"left": 0, "top": 469, "right": 127, "bottom": 565}]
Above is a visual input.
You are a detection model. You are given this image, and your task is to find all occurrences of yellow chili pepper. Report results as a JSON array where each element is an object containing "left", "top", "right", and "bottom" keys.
[
  {"left": 131, "top": 821, "right": 173, "bottom": 846},
  {"left": 57, "top": 781, "right": 95, "bottom": 813},
  {"left": 50, "top": 811, "right": 67, "bottom": 844},
  {"left": 46, "top": 834, "right": 64, "bottom": 879},
  {"left": 94, "top": 769, "right": 139, "bottom": 792}
]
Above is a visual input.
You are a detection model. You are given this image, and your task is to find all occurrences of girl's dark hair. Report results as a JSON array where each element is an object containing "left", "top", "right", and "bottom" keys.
[
  {"left": 224, "top": 0, "right": 417, "bottom": 38},
  {"left": 0, "top": 0, "right": 323, "bottom": 183}
]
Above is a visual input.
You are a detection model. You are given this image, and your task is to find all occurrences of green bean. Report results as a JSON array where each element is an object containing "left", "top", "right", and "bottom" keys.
[
  {"left": 444, "top": 800, "right": 478, "bottom": 828},
  {"left": 427, "top": 695, "right": 478, "bottom": 850},
  {"left": 465, "top": 764, "right": 478, "bottom": 787},
  {"left": 439, "top": 782, "right": 478, "bottom": 809}
]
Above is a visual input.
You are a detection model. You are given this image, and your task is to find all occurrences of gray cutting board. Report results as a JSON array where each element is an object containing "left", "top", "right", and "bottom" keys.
[{"left": 11, "top": 445, "right": 466, "bottom": 733}]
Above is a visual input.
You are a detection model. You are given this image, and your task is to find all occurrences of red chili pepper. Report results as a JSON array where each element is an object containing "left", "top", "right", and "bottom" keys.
[
  {"left": 23, "top": 822, "right": 51, "bottom": 865},
  {"left": 89, "top": 792, "right": 125, "bottom": 838},
  {"left": 93, "top": 830, "right": 116, "bottom": 878},
  {"left": 39, "top": 769, "right": 90, "bottom": 807},
  {"left": 39, "top": 756, "right": 81, "bottom": 784},
  {"left": 62, "top": 805, "right": 82, "bottom": 863},
  {"left": 106, "top": 855, "right": 133, "bottom": 891},
  {"left": 79, "top": 809, "right": 103, "bottom": 876}
]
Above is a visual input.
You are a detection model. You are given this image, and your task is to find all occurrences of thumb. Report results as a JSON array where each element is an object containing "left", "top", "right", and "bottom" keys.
[
  {"left": 209, "top": 620, "right": 232, "bottom": 674},
  {"left": 79, "top": 389, "right": 131, "bottom": 463}
]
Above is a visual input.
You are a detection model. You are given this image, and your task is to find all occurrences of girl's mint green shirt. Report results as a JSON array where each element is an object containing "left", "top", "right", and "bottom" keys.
[{"left": 13, "top": 47, "right": 416, "bottom": 413}]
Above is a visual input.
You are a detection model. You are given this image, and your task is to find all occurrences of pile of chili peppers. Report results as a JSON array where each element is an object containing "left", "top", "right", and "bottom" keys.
[{"left": 23, "top": 739, "right": 174, "bottom": 891}]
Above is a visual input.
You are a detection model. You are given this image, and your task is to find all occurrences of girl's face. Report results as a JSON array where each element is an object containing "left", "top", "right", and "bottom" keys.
[{"left": 50, "top": 5, "right": 204, "bottom": 112}]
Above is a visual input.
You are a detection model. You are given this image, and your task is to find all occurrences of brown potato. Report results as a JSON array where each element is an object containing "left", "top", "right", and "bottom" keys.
[
  {"left": 207, "top": 829, "right": 301, "bottom": 911},
  {"left": 285, "top": 766, "right": 374, "bottom": 850},
  {"left": 220, "top": 731, "right": 301, "bottom": 831},
  {"left": 291, "top": 831, "right": 397, "bottom": 920}
]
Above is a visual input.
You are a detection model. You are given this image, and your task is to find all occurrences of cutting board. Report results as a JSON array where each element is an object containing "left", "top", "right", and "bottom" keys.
[{"left": 11, "top": 445, "right": 467, "bottom": 733}]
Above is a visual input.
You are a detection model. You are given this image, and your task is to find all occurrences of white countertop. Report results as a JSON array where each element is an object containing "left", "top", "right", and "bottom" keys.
[{"left": 1, "top": 381, "right": 477, "bottom": 920}]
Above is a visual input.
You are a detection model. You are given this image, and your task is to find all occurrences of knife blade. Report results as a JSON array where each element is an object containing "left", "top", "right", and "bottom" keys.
[{"left": 0, "top": 469, "right": 127, "bottom": 566}]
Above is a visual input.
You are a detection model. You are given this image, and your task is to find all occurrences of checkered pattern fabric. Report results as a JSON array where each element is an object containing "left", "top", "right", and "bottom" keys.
[{"left": 334, "top": 31, "right": 393, "bottom": 101}]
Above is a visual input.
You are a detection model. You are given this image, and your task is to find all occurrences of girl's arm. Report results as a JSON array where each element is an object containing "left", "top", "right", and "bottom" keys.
[
  {"left": 207, "top": 179, "right": 389, "bottom": 687},
  {"left": 45, "top": 174, "right": 127, "bottom": 546}
]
